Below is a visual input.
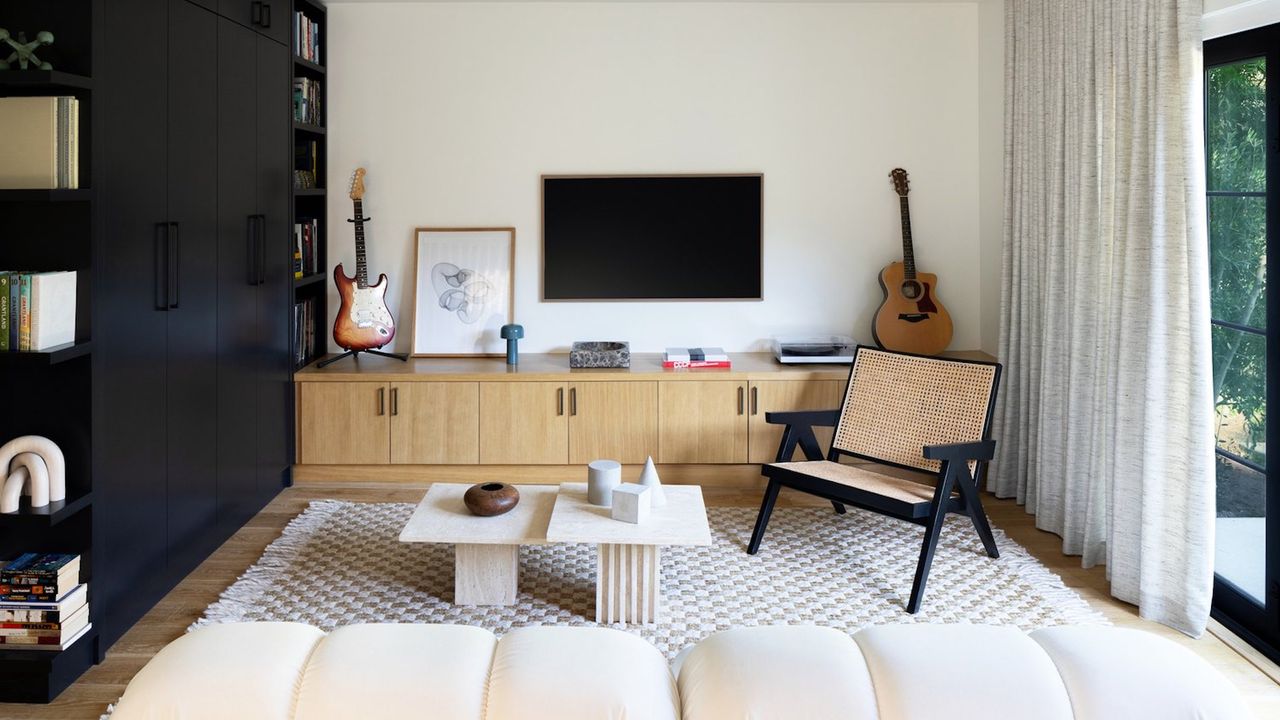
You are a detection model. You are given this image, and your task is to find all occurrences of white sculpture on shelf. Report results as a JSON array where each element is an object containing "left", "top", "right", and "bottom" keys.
[
  {"left": 611, "top": 483, "right": 651, "bottom": 524},
  {"left": 638, "top": 456, "right": 666, "bottom": 507},
  {"left": 587, "top": 459, "right": 622, "bottom": 507},
  {"left": 0, "top": 436, "right": 65, "bottom": 513}
]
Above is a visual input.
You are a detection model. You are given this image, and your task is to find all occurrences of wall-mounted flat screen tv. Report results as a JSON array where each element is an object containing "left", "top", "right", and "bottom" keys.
[{"left": 542, "top": 174, "right": 763, "bottom": 300}]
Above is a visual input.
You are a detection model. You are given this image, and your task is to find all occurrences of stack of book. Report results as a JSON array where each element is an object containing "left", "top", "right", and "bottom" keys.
[
  {"left": 0, "top": 96, "right": 80, "bottom": 190},
  {"left": 293, "top": 76, "right": 322, "bottom": 126},
  {"left": 664, "top": 347, "right": 731, "bottom": 369},
  {"left": 293, "top": 219, "right": 320, "bottom": 278},
  {"left": 0, "top": 271, "right": 77, "bottom": 352},
  {"left": 294, "top": 11, "right": 321, "bottom": 64},
  {"left": 0, "top": 553, "right": 91, "bottom": 652},
  {"left": 293, "top": 297, "right": 318, "bottom": 366},
  {"left": 294, "top": 140, "right": 319, "bottom": 189}
]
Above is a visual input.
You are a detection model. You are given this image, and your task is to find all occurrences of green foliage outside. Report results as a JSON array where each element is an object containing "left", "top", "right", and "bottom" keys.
[{"left": 1207, "top": 59, "right": 1268, "bottom": 465}]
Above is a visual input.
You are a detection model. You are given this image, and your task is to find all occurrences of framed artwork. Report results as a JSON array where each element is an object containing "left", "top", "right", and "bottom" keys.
[{"left": 412, "top": 227, "right": 515, "bottom": 357}]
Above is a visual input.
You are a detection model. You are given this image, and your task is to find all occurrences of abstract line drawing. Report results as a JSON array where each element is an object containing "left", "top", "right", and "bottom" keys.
[{"left": 431, "top": 262, "right": 492, "bottom": 325}]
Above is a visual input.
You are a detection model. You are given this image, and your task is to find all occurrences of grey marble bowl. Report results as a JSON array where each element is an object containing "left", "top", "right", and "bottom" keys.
[{"left": 570, "top": 341, "right": 631, "bottom": 368}]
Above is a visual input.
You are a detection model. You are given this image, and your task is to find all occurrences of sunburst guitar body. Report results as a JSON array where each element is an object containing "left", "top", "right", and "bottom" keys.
[
  {"left": 332, "top": 168, "right": 397, "bottom": 351},
  {"left": 871, "top": 168, "right": 954, "bottom": 356}
]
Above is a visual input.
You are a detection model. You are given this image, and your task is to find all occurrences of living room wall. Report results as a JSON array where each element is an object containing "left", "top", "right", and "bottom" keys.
[{"left": 326, "top": 1, "right": 989, "bottom": 354}]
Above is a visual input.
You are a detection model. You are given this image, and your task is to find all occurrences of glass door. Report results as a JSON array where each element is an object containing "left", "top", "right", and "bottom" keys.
[{"left": 1206, "top": 25, "right": 1280, "bottom": 661}]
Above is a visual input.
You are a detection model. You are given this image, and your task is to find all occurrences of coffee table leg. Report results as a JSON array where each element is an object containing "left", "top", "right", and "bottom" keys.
[
  {"left": 597, "top": 543, "right": 660, "bottom": 624},
  {"left": 455, "top": 544, "right": 519, "bottom": 605}
]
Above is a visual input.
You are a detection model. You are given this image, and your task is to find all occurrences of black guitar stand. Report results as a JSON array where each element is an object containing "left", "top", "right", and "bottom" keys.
[
  {"left": 316, "top": 214, "right": 411, "bottom": 369},
  {"left": 317, "top": 347, "right": 409, "bottom": 369}
]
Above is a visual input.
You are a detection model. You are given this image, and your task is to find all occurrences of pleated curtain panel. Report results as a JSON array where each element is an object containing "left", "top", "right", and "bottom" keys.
[{"left": 994, "top": 0, "right": 1215, "bottom": 635}]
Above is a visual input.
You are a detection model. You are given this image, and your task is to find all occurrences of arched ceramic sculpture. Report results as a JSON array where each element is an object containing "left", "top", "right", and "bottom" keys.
[
  {"left": 1, "top": 465, "right": 30, "bottom": 514},
  {"left": 11, "top": 452, "right": 50, "bottom": 505},
  {"left": 0, "top": 436, "right": 65, "bottom": 512}
]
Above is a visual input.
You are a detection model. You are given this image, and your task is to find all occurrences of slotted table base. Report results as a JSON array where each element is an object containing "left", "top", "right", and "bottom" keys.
[{"left": 597, "top": 543, "right": 660, "bottom": 624}]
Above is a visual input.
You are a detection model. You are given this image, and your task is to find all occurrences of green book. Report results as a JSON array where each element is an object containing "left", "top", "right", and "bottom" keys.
[
  {"left": 18, "top": 273, "right": 32, "bottom": 352},
  {"left": 0, "top": 273, "right": 9, "bottom": 351}
]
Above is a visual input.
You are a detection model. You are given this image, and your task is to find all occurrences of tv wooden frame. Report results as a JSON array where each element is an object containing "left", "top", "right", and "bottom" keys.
[
  {"left": 539, "top": 173, "right": 765, "bottom": 302},
  {"left": 411, "top": 226, "right": 516, "bottom": 358}
]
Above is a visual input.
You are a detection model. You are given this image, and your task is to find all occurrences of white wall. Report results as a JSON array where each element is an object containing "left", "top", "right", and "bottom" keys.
[{"left": 326, "top": 1, "right": 986, "bottom": 353}]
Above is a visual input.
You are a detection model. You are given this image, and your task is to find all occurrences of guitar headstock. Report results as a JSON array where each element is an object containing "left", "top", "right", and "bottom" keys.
[
  {"left": 889, "top": 168, "right": 910, "bottom": 197},
  {"left": 349, "top": 168, "right": 367, "bottom": 201}
]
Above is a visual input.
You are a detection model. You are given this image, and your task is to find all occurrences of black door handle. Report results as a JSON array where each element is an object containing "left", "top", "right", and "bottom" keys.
[
  {"left": 262, "top": 2, "right": 271, "bottom": 28},
  {"left": 257, "top": 215, "right": 267, "bottom": 285},
  {"left": 168, "top": 222, "right": 180, "bottom": 309},
  {"left": 155, "top": 222, "right": 169, "bottom": 311},
  {"left": 251, "top": 1, "right": 263, "bottom": 25},
  {"left": 246, "top": 216, "right": 257, "bottom": 286}
]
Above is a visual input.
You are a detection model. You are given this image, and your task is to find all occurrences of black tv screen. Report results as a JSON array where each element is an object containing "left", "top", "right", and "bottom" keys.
[{"left": 542, "top": 175, "right": 763, "bottom": 300}]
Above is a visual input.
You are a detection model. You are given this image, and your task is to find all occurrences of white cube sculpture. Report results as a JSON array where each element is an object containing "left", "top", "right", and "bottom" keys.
[{"left": 611, "top": 483, "right": 651, "bottom": 524}]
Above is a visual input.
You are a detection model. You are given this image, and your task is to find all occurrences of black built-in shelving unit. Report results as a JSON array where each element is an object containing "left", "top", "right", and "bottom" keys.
[{"left": 292, "top": 0, "right": 327, "bottom": 369}]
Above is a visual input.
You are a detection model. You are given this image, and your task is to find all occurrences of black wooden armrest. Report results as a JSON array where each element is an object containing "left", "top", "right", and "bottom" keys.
[
  {"left": 922, "top": 440, "right": 996, "bottom": 462},
  {"left": 764, "top": 409, "right": 840, "bottom": 427}
]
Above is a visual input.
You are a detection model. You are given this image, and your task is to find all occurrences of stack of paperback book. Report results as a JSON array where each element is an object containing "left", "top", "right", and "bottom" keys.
[
  {"left": 663, "top": 347, "right": 731, "bottom": 369},
  {"left": 0, "top": 553, "right": 91, "bottom": 651},
  {"left": 0, "top": 270, "right": 77, "bottom": 352}
]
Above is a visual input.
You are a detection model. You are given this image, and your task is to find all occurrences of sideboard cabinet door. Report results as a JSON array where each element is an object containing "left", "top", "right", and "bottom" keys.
[
  {"left": 298, "top": 382, "right": 391, "bottom": 464},
  {"left": 747, "top": 380, "right": 847, "bottom": 463},
  {"left": 479, "top": 382, "right": 569, "bottom": 464},
  {"left": 391, "top": 382, "right": 480, "bottom": 464},
  {"left": 657, "top": 381, "right": 749, "bottom": 463}
]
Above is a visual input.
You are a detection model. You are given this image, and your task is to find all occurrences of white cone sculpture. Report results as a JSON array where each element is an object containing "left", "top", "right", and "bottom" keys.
[{"left": 638, "top": 456, "right": 666, "bottom": 507}]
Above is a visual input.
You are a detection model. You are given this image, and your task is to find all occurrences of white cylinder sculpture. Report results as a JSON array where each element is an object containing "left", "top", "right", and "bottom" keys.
[
  {"left": 0, "top": 435, "right": 65, "bottom": 509},
  {"left": 587, "top": 459, "right": 622, "bottom": 507},
  {"left": 1, "top": 466, "right": 30, "bottom": 514}
]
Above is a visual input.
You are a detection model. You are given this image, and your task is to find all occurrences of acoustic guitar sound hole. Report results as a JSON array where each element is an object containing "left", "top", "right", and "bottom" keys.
[{"left": 901, "top": 281, "right": 922, "bottom": 299}]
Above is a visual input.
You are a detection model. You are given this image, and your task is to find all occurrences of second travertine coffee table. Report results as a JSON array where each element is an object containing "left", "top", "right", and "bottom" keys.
[
  {"left": 398, "top": 483, "right": 557, "bottom": 606},
  {"left": 546, "top": 482, "right": 712, "bottom": 624}
]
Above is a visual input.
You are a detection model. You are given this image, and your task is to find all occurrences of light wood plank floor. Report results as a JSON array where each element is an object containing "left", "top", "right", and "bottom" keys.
[{"left": 2, "top": 484, "right": 1278, "bottom": 719}]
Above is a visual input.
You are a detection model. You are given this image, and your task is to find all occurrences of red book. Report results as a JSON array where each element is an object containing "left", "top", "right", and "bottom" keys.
[{"left": 662, "top": 360, "right": 732, "bottom": 369}]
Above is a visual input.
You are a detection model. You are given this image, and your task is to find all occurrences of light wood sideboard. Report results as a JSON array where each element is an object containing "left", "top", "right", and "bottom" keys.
[{"left": 292, "top": 351, "right": 993, "bottom": 486}]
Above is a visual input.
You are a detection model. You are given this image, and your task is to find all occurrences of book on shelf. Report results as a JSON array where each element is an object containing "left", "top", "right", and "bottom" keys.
[
  {"left": 0, "top": 271, "right": 77, "bottom": 351},
  {"left": 662, "top": 360, "right": 733, "bottom": 369},
  {"left": 294, "top": 11, "right": 322, "bottom": 64},
  {"left": 294, "top": 140, "right": 319, "bottom": 189},
  {"left": 0, "top": 605, "right": 88, "bottom": 643},
  {"left": 293, "top": 297, "right": 318, "bottom": 366},
  {"left": 664, "top": 347, "right": 730, "bottom": 363},
  {"left": 0, "top": 584, "right": 87, "bottom": 624},
  {"left": 0, "top": 96, "right": 79, "bottom": 190},
  {"left": 293, "top": 76, "right": 322, "bottom": 126},
  {"left": 294, "top": 219, "right": 320, "bottom": 277},
  {"left": 0, "top": 553, "right": 81, "bottom": 603}
]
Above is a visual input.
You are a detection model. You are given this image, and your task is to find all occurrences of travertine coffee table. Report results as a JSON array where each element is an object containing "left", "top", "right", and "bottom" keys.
[
  {"left": 398, "top": 483, "right": 557, "bottom": 606},
  {"left": 546, "top": 482, "right": 711, "bottom": 624}
]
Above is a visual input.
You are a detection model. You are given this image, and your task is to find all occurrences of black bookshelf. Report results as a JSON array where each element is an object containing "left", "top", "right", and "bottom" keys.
[
  {"left": 292, "top": 0, "right": 327, "bottom": 371},
  {"left": 0, "top": 0, "right": 102, "bottom": 703}
]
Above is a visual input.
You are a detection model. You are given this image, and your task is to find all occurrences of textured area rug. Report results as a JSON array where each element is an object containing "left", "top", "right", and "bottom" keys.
[{"left": 195, "top": 500, "right": 1106, "bottom": 658}]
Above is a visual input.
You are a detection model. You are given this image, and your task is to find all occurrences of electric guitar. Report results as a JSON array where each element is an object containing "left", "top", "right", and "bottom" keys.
[
  {"left": 871, "top": 168, "right": 953, "bottom": 355},
  {"left": 332, "top": 168, "right": 396, "bottom": 351}
]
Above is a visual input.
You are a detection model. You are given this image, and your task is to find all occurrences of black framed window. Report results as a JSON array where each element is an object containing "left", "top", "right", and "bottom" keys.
[{"left": 1206, "top": 24, "right": 1280, "bottom": 663}]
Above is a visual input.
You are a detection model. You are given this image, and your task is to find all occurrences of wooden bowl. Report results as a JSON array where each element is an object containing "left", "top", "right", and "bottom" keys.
[{"left": 463, "top": 482, "right": 520, "bottom": 517}]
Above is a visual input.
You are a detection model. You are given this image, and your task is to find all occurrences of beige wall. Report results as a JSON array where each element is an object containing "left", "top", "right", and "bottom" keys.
[{"left": 326, "top": 1, "right": 994, "bottom": 354}]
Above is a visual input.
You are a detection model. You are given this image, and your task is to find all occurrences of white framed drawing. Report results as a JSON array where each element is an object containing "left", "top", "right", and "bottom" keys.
[{"left": 412, "top": 227, "right": 515, "bottom": 357}]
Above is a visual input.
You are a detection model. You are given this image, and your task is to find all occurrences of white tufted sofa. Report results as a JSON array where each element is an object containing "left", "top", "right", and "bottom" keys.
[{"left": 109, "top": 622, "right": 1251, "bottom": 719}]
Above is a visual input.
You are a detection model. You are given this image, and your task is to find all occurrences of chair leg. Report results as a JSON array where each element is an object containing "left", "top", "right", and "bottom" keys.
[
  {"left": 906, "top": 506, "right": 948, "bottom": 614},
  {"left": 831, "top": 501, "right": 846, "bottom": 515},
  {"left": 748, "top": 479, "right": 782, "bottom": 555},
  {"left": 954, "top": 475, "right": 999, "bottom": 559}
]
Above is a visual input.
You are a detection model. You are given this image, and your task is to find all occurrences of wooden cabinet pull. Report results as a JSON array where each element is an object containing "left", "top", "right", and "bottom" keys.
[
  {"left": 751, "top": 385, "right": 758, "bottom": 415},
  {"left": 377, "top": 387, "right": 386, "bottom": 416}
]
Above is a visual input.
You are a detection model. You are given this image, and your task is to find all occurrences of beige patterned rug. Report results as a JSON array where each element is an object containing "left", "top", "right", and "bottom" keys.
[{"left": 194, "top": 500, "right": 1106, "bottom": 658}]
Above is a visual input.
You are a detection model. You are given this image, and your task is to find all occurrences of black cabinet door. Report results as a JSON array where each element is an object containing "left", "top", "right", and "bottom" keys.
[
  {"left": 256, "top": 34, "right": 292, "bottom": 499},
  {"left": 216, "top": 18, "right": 263, "bottom": 530},
  {"left": 166, "top": 0, "right": 221, "bottom": 572},
  {"left": 219, "top": 0, "right": 290, "bottom": 46},
  {"left": 99, "top": 0, "right": 170, "bottom": 648}
]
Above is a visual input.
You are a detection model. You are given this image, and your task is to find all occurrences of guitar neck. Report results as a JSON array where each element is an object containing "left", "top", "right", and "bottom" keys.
[
  {"left": 898, "top": 195, "right": 916, "bottom": 279},
  {"left": 352, "top": 199, "right": 369, "bottom": 288}
]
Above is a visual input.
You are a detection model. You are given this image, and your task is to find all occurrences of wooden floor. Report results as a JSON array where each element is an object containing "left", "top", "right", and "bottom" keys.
[{"left": 3, "top": 484, "right": 1279, "bottom": 719}]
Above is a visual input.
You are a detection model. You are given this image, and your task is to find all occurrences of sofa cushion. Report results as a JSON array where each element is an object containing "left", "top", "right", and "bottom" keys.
[
  {"left": 1030, "top": 625, "right": 1255, "bottom": 720},
  {"left": 110, "top": 622, "right": 325, "bottom": 720},
  {"left": 486, "top": 626, "right": 679, "bottom": 720},
  {"left": 853, "top": 624, "right": 1074, "bottom": 720},
  {"left": 676, "top": 625, "right": 879, "bottom": 720},
  {"left": 293, "top": 624, "right": 497, "bottom": 720}
]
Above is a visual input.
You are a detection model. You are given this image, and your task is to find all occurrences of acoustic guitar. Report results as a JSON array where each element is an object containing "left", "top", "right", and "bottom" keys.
[
  {"left": 332, "top": 168, "right": 396, "bottom": 351},
  {"left": 871, "top": 168, "right": 953, "bottom": 355}
]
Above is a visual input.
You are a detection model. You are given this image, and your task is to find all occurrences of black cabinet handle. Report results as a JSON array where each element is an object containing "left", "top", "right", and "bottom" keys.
[
  {"left": 377, "top": 387, "right": 386, "bottom": 416},
  {"left": 262, "top": 2, "right": 272, "bottom": 28},
  {"left": 168, "top": 222, "right": 180, "bottom": 309},
  {"left": 251, "top": 1, "right": 263, "bottom": 25},
  {"left": 390, "top": 387, "right": 398, "bottom": 416},
  {"left": 257, "top": 215, "right": 267, "bottom": 286},
  {"left": 750, "top": 385, "right": 758, "bottom": 415},
  {"left": 738, "top": 385, "right": 745, "bottom": 415},
  {"left": 570, "top": 387, "right": 577, "bottom": 416},
  {"left": 155, "top": 223, "right": 169, "bottom": 311},
  {"left": 557, "top": 387, "right": 564, "bottom": 416},
  {"left": 246, "top": 216, "right": 257, "bottom": 286}
]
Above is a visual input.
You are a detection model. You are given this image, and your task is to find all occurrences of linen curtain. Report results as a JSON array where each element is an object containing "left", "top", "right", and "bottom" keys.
[{"left": 993, "top": 0, "right": 1214, "bottom": 635}]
